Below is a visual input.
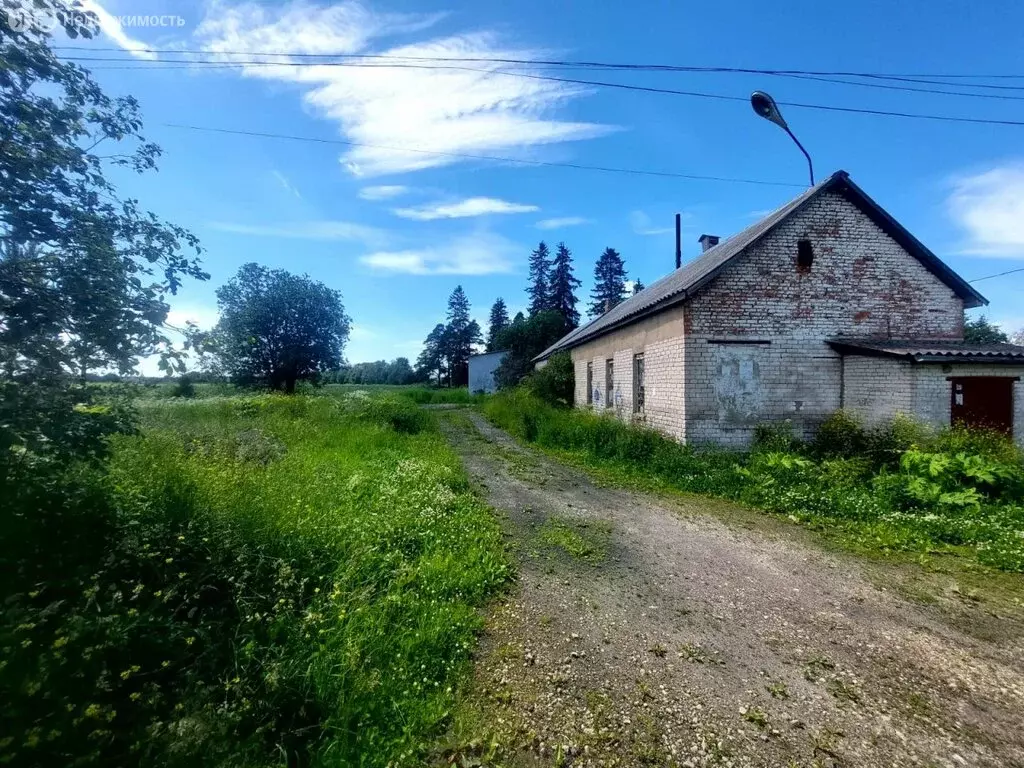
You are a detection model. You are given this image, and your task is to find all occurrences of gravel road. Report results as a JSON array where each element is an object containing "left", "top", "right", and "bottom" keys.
[{"left": 436, "top": 411, "right": 1024, "bottom": 768}]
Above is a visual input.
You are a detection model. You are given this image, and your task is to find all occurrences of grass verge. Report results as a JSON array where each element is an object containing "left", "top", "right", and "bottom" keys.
[{"left": 1, "top": 393, "right": 508, "bottom": 767}]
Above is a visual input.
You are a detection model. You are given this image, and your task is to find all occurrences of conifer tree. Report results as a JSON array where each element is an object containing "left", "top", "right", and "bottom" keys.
[
  {"left": 443, "top": 285, "right": 482, "bottom": 386},
  {"left": 486, "top": 298, "right": 510, "bottom": 351},
  {"left": 526, "top": 241, "right": 552, "bottom": 315},
  {"left": 549, "top": 242, "right": 582, "bottom": 331},
  {"left": 588, "top": 247, "right": 627, "bottom": 316}
]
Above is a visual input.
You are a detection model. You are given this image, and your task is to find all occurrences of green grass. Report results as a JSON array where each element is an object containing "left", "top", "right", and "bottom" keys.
[
  {"left": 536, "top": 517, "right": 611, "bottom": 563},
  {"left": 1, "top": 392, "right": 508, "bottom": 767},
  {"left": 324, "top": 384, "right": 486, "bottom": 405},
  {"left": 483, "top": 389, "right": 1024, "bottom": 573}
]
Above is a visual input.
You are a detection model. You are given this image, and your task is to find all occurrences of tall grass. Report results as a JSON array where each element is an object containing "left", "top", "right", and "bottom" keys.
[
  {"left": 1, "top": 394, "right": 508, "bottom": 766},
  {"left": 484, "top": 389, "right": 1024, "bottom": 571}
]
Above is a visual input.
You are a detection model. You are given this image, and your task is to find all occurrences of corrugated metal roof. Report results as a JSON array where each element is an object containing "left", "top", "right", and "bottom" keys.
[
  {"left": 535, "top": 170, "right": 987, "bottom": 361},
  {"left": 829, "top": 339, "right": 1024, "bottom": 363}
]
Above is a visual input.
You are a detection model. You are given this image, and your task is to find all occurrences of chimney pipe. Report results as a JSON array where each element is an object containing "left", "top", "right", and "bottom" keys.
[
  {"left": 698, "top": 233, "right": 720, "bottom": 253},
  {"left": 675, "top": 213, "right": 682, "bottom": 269}
]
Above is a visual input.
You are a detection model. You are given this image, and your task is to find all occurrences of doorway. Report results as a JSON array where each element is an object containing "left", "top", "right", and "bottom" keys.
[{"left": 949, "top": 377, "right": 1015, "bottom": 435}]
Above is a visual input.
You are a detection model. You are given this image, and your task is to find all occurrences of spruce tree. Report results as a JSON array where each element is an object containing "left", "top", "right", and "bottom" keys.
[
  {"left": 588, "top": 247, "right": 627, "bottom": 316},
  {"left": 486, "top": 298, "right": 510, "bottom": 351},
  {"left": 632, "top": 279, "right": 646, "bottom": 294},
  {"left": 548, "top": 242, "right": 582, "bottom": 331},
  {"left": 416, "top": 323, "right": 447, "bottom": 385},
  {"left": 443, "top": 285, "right": 482, "bottom": 387},
  {"left": 526, "top": 241, "right": 552, "bottom": 315}
]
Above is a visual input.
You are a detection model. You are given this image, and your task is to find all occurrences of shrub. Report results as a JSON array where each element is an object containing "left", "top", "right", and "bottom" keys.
[
  {"left": 752, "top": 421, "right": 800, "bottom": 453},
  {"left": 171, "top": 375, "right": 197, "bottom": 399},
  {"left": 812, "top": 410, "right": 866, "bottom": 458},
  {"left": 528, "top": 352, "right": 575, "bottom": 406}
]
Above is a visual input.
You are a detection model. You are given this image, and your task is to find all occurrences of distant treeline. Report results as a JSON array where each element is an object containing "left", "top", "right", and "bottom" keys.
[{"left": 322, "top": 357, "right": 422, "bottom": 386}]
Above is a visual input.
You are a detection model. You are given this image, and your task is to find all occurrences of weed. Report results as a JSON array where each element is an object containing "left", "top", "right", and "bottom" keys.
[
  {"left": 0, "top": 393, "right": 508, "bottom": 767},
  {"left": 766, "top": 680, "right": 790, "bottom": 699},
  {"left": 740, "top": 706, "right": 769, "bottom": 728},
  {"left": 536, "top": 517, "right": 610, "bottom": 564}
]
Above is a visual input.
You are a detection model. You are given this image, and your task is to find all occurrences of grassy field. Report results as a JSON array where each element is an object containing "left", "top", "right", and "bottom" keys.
[
  {"left": 1, "top": 392, "right": 508, "bottom": 767},
  {"left": 484, "top": 389, "right": 1024, "bottom": 573}
]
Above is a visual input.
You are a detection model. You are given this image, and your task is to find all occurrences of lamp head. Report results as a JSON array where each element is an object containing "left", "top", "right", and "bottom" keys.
[{"left": 751, "top": 91, "right": 788, "bottom": 130}]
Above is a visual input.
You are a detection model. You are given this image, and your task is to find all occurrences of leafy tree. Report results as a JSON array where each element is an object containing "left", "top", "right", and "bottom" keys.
[
  {"left": 963, "top": 313, "right": 1009, "bottom": 344},
  {"left": 527, "top": 241, "right": 552, "bottom": 316},
  {"left": 486, "top": 297, "right": 510, "bottom": 351},
  {"left": 387, "top": 357, "right": 414, "bottom": 385},
  {"left": 442, "top": 285, "right": 481, "bottom": 387},
  {"left": 588, "top": 247, "right": 627, "bottom": 317},
  {"left": 0, "top": 3, "right": 206, "bottom": 461},
  {"left": 1012, "top": 328, "right": 1024, "bottom": 346},
  {"left": 549, "top": 242, "right": 582, "bottom": 331},
  {"left": 493, "top": 310, "right": 567, "bottom": 389},
  {"left": 529, "top": 352, "right": 575, "bottom": 405},
  {"left": 416, "top": 323, "right": 447, "bottom": 385},
  {"left": 211, "top": 264, "right": 350, "bottom": 393}
]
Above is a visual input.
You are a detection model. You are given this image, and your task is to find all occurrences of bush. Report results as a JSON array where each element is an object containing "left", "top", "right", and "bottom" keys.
[
  {"left": 752, "top": 421, "right": 800, "bottom": 453},
  {"left": 171, "top": 375, "right": 196, "bottom": 399},
  {"left": 528, "top": 352, "right": 575, "bottom": 406},
  {"left": 812, "top": 410, "right": 866, "bottom": 458}
]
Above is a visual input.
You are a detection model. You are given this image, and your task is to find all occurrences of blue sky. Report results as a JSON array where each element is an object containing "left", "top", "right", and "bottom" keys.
[{"left": 46, "top": 0, "right": 1024, "bottom": 371}]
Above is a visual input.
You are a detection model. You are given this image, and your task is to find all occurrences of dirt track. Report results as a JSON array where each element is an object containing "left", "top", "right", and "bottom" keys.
[{"left": 437, "top": 411, "right": 1024, "bottom": 768}]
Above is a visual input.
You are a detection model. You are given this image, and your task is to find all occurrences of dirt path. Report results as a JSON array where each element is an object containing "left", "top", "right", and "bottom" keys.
[{"left": 435, "top": 411, "right": 1024, "bottom": 768}]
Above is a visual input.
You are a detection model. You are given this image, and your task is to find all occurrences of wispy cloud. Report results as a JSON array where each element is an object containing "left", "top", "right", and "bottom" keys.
[
  {"left": 194, "top": 1, "right": 613, "bottom": 176},
  {"left": 208, "top": 220, "right": 388, "bottom": 246},
  {"left": 535, "top": 216, "right": 589, "bottom": 230},
  {"left": 629, "top": 210, "right": 674, "bottom": 236},
  {"left": 948, "top": 163, "right": 1024, "bottom": 258},
  {"left": 393, "top": 197, "right": 538, "bottom": 221},
  {"left": 359, "top": 184, "right": 409, "bottom": 201},
  {"left": 81, "top": 1, "right": 158, "bottom": 59},
  {"left": 272, "top": 170, "right": 302, "bottom": 199},
  {"left": 361, "top": 232, "right": 519, "bottom": 275}
]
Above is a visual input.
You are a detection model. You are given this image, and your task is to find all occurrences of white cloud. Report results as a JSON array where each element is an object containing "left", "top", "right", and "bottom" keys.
[
  {"left": 948, "top": 163, "right": 1024, "bottom": 258},
  {"left": 535, "top": 216, "right": 589, "bottom": 230},
  {"left": 81, "top": 1, "right": 158, "bottom": 59},
  {"left": 359, "top": 184, "right": 409, "bottom": 200},
  {"left": 272, "top": 170, "right": 302, "bottom": 198},
  {"left": 194, "top": 1, "right": 613, "bottom": 176},
  {"left": 208, "top": 219, "right": 388, "bottom": 246},
  {"left": 166, "top": 305, "right": 220, "bottom": 331},
  {"left": 630, "top": 210, "right": 674, "bottom": 236},
  {"left": 393, "top": 197, "right": 538, "bottom": 221},
  {"left": 361, "top": 232, "right": 518, "bottom": 275}
]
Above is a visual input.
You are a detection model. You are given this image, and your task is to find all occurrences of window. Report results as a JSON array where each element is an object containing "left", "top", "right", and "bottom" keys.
[
  {"left": 605, "top": 359, "right": 614, "bottom": 408},
  {"left": 586, "top": 361, "right": 593, "bottom": 405},
  {"left": 633, "top": 353, "right": 645, "bottom": 413},
  {"left": 797, "top": 239, "right": 814, "bottom": 270}
]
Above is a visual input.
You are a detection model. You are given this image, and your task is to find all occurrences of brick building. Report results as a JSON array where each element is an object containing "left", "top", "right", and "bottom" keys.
[{"left": 535, "top": 170, "right": 1024, "bottom": 446}]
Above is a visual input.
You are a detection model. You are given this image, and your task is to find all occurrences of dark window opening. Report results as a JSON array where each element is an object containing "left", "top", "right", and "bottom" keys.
[
  {"left": 633, "top": 353, "right": 645, "bottom": 413},
  {"left": 586, "top": 361, "right": 593, "bottom": 404},
  {"left": 605, "top": 359, "right": 614, "bottom": 409},
  {"left": 797, "top": 239, "right": 814, "bottom": 270}
]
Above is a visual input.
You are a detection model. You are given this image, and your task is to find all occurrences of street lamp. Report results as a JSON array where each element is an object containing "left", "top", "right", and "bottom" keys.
[{"left": 750, "top": 91, "right": 814, "bottom": 186}]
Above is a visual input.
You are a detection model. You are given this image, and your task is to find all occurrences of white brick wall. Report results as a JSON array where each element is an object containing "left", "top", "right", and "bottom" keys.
[
  {"left": 561, "top": 190, "right": 991, "bottom": 448},
  {"left": 683, "top": 190, "right": 964, "bottom": 446},
  {"left": 842, "top": 356, "right": 914, "bottom": 424}
]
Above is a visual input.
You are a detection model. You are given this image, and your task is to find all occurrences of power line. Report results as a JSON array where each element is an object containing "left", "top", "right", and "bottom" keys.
[
  {"left": 968, "top": 267, "right": 1024, "bottom": 283},
  {"left": 159, "top": 122, "right": 805, "bottom": 187},
  {"left": 51, "top": 46, "right": 1024, "bottom": 82},
  {"left": 58, "top": 56, "right": 1024, "bottom": 127},
  {"left": 64, "top": 55, "right": 1024, "bottom": 102}
]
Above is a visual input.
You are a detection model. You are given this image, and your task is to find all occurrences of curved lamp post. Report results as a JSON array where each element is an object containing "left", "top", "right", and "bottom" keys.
[{"left": 751, "top": 91, "right": 814, "bottom": 186}]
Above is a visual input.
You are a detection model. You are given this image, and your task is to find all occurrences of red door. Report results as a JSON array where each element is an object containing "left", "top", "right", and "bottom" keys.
[{"left": 950, "top": 377, "right": 1015, "bottom": 435}]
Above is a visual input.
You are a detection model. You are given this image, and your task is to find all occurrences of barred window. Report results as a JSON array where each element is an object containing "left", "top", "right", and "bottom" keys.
[
  {"left": 633, "top": 353, "right": 645, "bottom": 413},
  {"left": 605, "top": 359, "right": 614, "bottom": 408}
]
